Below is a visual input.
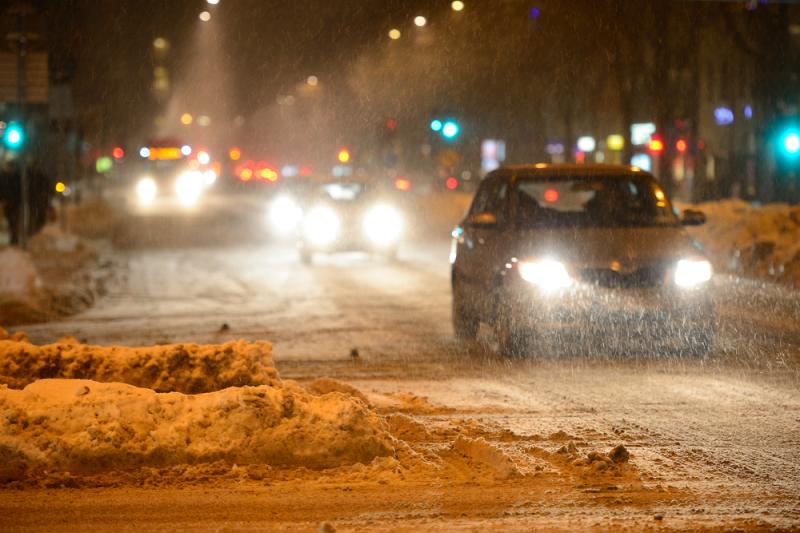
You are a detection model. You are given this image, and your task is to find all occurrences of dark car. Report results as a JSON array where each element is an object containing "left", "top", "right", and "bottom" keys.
[
  {"left": 450, "top": 164, "right": 715, "bottom": 357},
  {"left": 296, "top": 181, "right": 404, "bottom": 264}
]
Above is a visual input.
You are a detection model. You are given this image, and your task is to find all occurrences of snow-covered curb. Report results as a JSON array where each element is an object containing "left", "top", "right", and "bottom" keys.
[
  {"left": 0, "top": 333, "right": 277, "bottom": 394},
  {"left": 682, "top": 200, "right": 800, "bottom": 286},
  {"left": 0, "top": 378, "right": 394, "bottom": 474}
]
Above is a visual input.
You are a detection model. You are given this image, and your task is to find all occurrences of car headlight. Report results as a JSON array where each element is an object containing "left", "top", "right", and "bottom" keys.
[
  {"left": 136, "top": 177, "right": 157, "bottom": 206},
  {"left": 303, "top": 206, "right": 340, "bottom": 246},
  {"left": 518, "top": 259, "right": 573, "bottom": 291},
  {"left": 363, "top": 205, "right": 403, "bottom": 246},
  {"left": 674, "top": 259, "right": 712, "bottom": 288},
  {"left": 202, "top": 169, "right": 217, "bottom": 186},
  {"left": 269, "top": 196, "right": 303, "bottom": 234},
  {"left": 175, "top": 171, "right": 204, "bottom": 207}
]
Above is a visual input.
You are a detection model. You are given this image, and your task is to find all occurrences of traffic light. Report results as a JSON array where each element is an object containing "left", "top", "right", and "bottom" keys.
[
  {"left": 3, "top": 122, "right": 24, "bottom": 149},
  {"left": 337, "top": 148, "right": 351, "bottom": 164},
  {"left": 442, "top": 120, "right": 460, "bottom": 140},
  {"left": 647, "top": 136, "right": 665, "bottom": 154},
  {"left": 782, "top": 131, "right": 800, "bottom": 155}
]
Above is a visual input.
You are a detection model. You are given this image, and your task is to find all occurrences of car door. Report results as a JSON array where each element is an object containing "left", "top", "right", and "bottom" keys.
[{"left": 456, "top": 173, "right": 511, "bottom": 315}]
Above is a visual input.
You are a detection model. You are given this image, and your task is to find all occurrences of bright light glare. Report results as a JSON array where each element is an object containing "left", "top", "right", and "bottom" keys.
[
  {"left": 518, "top": 259, "right": 572, "bottom": 291},
  {"left": 363, "top": 205, "right": 403, "bottom": 246},
  {"left": 577, "top": 136, "right": 596, "bottom": 152},
  {"left": 199, "top": 11, "right": 211, "bottom": 21},
  {"left": 784, "top": 133, "right": 800, "bottom": 154},
  {"left": 175, "top": 171, "right": 204, "bottom": 207},
  {"left": 180, "top": 144, "right": 192, "bottom": 156},
  {"left": 270, "top": 196, "right": 303, "bottom": 235},
  {"left": 303, "top": 206, "right": 340, "bottom": 246},
  {"left": 388, "top": 28, "right": 401, "bottom": 40},
  {"left": 414, "top": 16, "right": 427, "bottom": 27},
  {"left": 442, "top": 121, "right": 459, "bottom": 139},
  {"left": 202, "top": 169, "right": 217, "bottom": 186},
  {"left": 207, "top": 0, "right": 219, "bottom": 4},
  {"left": 674, "top": 259, "right": 712, "bottom": 288},
  {"left": 136, "top": 177, "right": 157, "bottom": 206},
  {"left": 139, "top": 147, "right": 151, "bottom": 158},
  {"left": 197, "top": 151, "right": 210, "bottom": 165},
  {"left": 452, "top": 1, "right": 465, "bottom": 11}
]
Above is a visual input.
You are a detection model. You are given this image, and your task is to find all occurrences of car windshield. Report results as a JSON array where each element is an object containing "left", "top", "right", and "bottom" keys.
[
  {"left": 516, "top": 176, "right": 677, "bottom": 228},
  {"left": 321, "top": 182, "right": 365, "bottom": 201}
]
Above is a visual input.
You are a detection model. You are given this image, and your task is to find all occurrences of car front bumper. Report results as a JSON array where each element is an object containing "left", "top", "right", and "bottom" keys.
[{"left": 500, "top": 283, "right": 714, "bottom": 337}]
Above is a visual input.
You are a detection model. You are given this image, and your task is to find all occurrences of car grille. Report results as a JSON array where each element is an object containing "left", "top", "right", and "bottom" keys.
[{"left": 579, "top": 266, "right": 665, "bottom": 289}]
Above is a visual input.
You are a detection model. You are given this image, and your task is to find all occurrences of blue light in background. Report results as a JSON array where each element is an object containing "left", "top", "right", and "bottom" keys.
[
  {"left": 743, "top": 105, "right": 753, "bottom": 120},
  {"left": 714, "top": 106, "right": 734, "bottom": 126},
  {"left": 530, "top": 7, "right": 541, "bottom": 18}
]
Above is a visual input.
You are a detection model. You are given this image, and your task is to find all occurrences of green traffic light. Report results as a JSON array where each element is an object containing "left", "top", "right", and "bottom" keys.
[
  {"left": 442, "top": 120, "right": 459, "bottom": 139},
  {"left": 783, "top": 132, "right": 800, "bottom": 155},
  {"left": 3, "top": 123, "right": 24, "bottom": 149}
]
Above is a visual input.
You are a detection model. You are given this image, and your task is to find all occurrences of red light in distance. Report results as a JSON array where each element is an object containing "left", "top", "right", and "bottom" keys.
[
  {"left": 445, "top": 177, "right": 458, "bottom": 190},
  {"left": 544, "top": 188, "right": 559, "bottom": 203},
  {"left": 648, "top": 137, "right": 665, "bottom": 153},
  {"left": 676, "top": 139, "right": 687, "bottom": 153},
  {"left": 112, "top": 147, "right": 125, "bottom": 159}
]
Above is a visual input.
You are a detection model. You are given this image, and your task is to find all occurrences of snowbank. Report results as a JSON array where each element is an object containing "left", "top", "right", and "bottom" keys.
[
  {"left": 683, "top": 200, "right": 800, "bottom": 286},
  {"left": 0, "top": 333, "right": 277, "bottom": 394},
  {"left": 0, "top": 249, "right": 46, "bottom": 325},
  {"left": 0, "top": 223, "right": 107, "bottom": 326},
  {"left": 0, "top": 248, "right": 38, "bottom": 298},
  {"left": 0, "top": 378, "right": 394, "bottom": 474}
]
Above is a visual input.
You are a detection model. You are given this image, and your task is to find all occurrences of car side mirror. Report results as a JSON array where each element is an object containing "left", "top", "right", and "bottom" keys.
[
  {"left": 466, "top": 212, "right": 498, "bottom": 228},
  {"left": 681, "top": 209, "right": 706, "bottom": 226}
]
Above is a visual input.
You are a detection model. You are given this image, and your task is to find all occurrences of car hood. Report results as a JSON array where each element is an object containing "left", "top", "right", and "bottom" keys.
[{"left": 511, "top": 226, "right": 703, "bottom": 271}]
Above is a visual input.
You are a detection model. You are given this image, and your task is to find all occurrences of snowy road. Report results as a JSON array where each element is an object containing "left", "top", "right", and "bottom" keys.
[
  {"left": 6, "top": 201, "right": 800, "bottom": 530},
  {"left": 17, "top": 218, "right": 800, "bottom": 378}
]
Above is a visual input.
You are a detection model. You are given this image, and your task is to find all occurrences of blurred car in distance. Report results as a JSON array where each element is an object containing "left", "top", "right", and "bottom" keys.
[{"left": 275, "top": 181, "right": 405, "bottom": 264}]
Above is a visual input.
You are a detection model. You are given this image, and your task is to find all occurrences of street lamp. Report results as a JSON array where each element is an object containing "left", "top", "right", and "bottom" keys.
[
  {"left": 388, "top": 28, "right": 401, "bottom": 40},
  {"left": 451, "top": 1, "right": 465, "bottom": 11},
  {"left": 414, "top": 16, "right": 427, "bottom": 27},
  {"left": 199, "top": 11, "right": 211, "bottom": 21},
  {"left": 207, "top": 0, "right": 219, "bottom": 4}
]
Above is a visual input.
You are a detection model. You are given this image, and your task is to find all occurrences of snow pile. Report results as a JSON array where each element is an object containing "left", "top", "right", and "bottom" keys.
[
  {"left": 0, "top": 333, "right": 278, "bottom": 394},
  {"left": 0, "top": 378, "right": 394, "bottom": 474},
  {"left": 684, "top": 200, "right": 800, "bottom": 285},
  {"left": 0, "top": 248, "right": 38, "bottom": 298},
  {"left": 452, "top": 436, "right": 521, "bottom": 480},
  {"left": 0, "top": 248, "right": 49, "bottom": 326}
]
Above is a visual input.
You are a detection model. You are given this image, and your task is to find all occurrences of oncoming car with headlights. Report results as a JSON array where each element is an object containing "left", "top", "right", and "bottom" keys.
[
  {"left": 294, "top": 182, "right": 404, "bottom": 264},
  {"left": 450, "top": 164, "right": 715, "bottom": 357},
  {"left": 129, "top": 145, "right": 216, "bottom": 212}
]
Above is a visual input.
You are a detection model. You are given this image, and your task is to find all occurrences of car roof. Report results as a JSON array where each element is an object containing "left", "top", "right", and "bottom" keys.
[{"left": 498, "top": 163, "right": 653, "bottom": 180}]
